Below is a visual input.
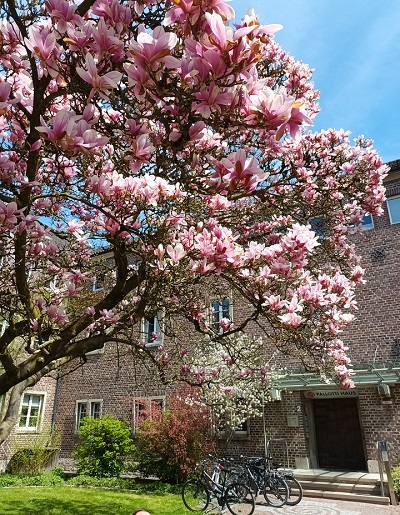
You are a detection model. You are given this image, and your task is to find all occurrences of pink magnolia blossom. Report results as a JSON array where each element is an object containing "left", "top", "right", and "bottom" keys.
[
  {"left": 166, "top": 243, "right": 186, "bottom": 263},
  {"left": 219, "top": 317, "right": 232, "bottom": 331},
  {"left": 0, "top": 201, "right": 23, "bottom": 228},
  {"left": 45, "top": 0, "right": 82, "bottom": 33},
  {"left": 128, "top": 26, "right": 180, "bottom": 71},
  {"left": 25, "top": 24, "right": 59, "bottom": 77},
  {"left": 193, "top": 82, "right": 233, "bottom": 118},
  {"left": 76, "top": 53, "right": 122, "bottom": 100},
  {"left": 100, "top": 309, "right": 120, "bottom": 326},
  {"left": 212, "top": 149, "right": 266, "bottom": 193},
  {"left": 47, "top": 305, "right": 69, "bottom": 324}
]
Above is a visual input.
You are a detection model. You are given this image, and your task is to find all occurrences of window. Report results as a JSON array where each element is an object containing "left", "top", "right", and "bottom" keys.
[
  {"left": 18, "top": 393, "right": 45, "bottom": 431},
  {"left": 387, "top": 196, "right": 400, "bottom": 224},
  {"left": 0, "top": 319, "right": 7, "bottom": 337},
  {"left": 210, "top": 299, "right": 231, "bottom": 333},
  {"left": 142, "top": 313, "right": 163, "bottom": 346},
  {"left": 217, "top": 414, "right": 249, "bottom": 439},
  {"left": 357, "top": 213, "right": 374, "bottom": 231},
  {"left": 92, "top": 274, "right": 105, "bottom": 292},
  {"left": 75, "top": 399, "right": 102, "bottom": 430},
  {"left": 308, "top": 216, "right": 326, "bottom": 238},
  {"left": 350, "top": 212, "right": 374, "bottom": 232},
  {"left": 133, "top": 397, "right": 165, "bottom": 428}
]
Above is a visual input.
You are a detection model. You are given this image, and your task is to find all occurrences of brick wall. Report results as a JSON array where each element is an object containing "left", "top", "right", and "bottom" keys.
[
  {"left": 0, "top": 376, "right": 57, "bottom": 471},
  {"left": 24, "top": 168, "right": 400, "bottom": 471}
]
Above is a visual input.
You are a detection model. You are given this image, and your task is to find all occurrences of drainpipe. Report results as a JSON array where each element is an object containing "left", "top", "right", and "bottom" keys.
[
  {"left": 51, "top": 373, "right": 61, "bottom": 432},
  {"left": 262, "top": 392, "right": 268, "bottom": 457}
]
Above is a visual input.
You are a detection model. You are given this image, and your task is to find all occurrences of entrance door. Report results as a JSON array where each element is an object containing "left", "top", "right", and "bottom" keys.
[{"left": 313, "top": 398, "right": 366, "bottom": 470}]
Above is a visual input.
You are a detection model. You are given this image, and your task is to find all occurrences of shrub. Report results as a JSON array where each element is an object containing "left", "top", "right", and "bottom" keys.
[
  {"left": 134, "top": 389, "right": 216, "bottom": 484},
  {"left": 6, "top": 427, "right": 61, "bottom": 475},
  {"left": 7, "top": 448, "right": 56, "bottom": 475},
  {"left": 73, "top": 415, "right": 135, "bottom": 477},
  {"left": 0, "top": 469, "right": 64, "bottom": 487},
  {"left": 392, "top": 465, "right": 400, "bottom": 497},
  {"left": 66, "top": 474, "right": 136, "bottom": 489}
]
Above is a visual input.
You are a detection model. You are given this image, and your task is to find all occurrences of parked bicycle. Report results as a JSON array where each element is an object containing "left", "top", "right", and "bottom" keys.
[
  {"left": 182, "top": 456, "right": 255, "bottom": 514},
  {"left": 237, "top": 456, "right": 289, "bottom": 507},
  {"left": 270, "top": 459, "right": 303, "bottom": 506}
]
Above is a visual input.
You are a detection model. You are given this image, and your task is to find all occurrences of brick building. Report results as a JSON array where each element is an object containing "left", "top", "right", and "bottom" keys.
[{"left": 2, "top": 161, "right": 400, "bottom": 474}]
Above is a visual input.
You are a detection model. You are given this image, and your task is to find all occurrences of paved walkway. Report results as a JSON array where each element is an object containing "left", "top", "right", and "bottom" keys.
[{"left": 253, "top": 497, "right": 400, "bottom": 514}]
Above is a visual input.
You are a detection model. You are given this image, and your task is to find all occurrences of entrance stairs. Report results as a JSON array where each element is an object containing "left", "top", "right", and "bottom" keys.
[{"left": 292, "top": 469, "right": 391, "bottom": 505}]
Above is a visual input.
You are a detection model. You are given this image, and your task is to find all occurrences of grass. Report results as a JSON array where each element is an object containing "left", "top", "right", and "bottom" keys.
[{"left": 0, "top": 486, "right": 187, "bottom": 515}]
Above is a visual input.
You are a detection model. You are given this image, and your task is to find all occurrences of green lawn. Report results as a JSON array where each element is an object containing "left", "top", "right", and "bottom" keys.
[{"left": 0, "top": 486, "right": 187, "bottom": 515}]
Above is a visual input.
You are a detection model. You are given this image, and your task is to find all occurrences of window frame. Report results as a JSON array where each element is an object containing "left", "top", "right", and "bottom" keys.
[
  {"left": 359, "top": 212, "right": 374, "bottom": 231},
  {"left": 209, "top": 297, "right": 232, "bottom": 334},
  {"left": 18, "top": 392, "right": 46, "bottom": 432},
  {"left": 133, "top": 396, "right": 165, "bottom": 429},
  {"left": 217, "top": 414, "right": 250, "bottom": 440},
  {"left": 387, "top": 195, "right": 400, "bottom": 225},
  {"left": 75, "top": 399, "right": 103, "bottom": 431},
  {"left": 141, "top": 311, "right": 164, "bottom": 347},
  {"left": 92, "top": 274, "right": 105, "bottom": 292}
]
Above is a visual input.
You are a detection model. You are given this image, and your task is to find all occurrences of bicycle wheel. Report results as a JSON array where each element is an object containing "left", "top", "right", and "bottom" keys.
[
  {"left": 182, "top": 479, "right": 210, "bottom": 512},
  {"left": 285, "top": 476, "right": 303, "bottom": 506},
  {"left": 263, "top": 475, "right": 289, "bottom": 507},
  {"left": 225, "top": 482, "right": 255, "bottom": 515}
]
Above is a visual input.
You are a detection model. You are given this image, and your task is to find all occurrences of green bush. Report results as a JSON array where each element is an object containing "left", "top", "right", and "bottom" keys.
[
  {"left": 392, "top": 465, "right": 400, "bottom": 496},
  {"left": 6, "top": 448, "right": 59, "bottom": 475},
  {"left": 73, "top": 415, "right": 135, "bottom": 477},
  {"left": 6, "top": 426, "right": 61, "bottom": 475},
  {"left": 0, "top": 469, "right": 64, "bottom": 487},
  {"left": 66, "top": 474, "right": 136, "bottom": 489}
]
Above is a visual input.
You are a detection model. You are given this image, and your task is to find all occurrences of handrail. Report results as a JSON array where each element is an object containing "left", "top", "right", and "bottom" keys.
[
  {"left": 376, "top": 441, "right": 386, "bottom": 497},
  {"left": 376, "top": 440, "right": 398, "bottom": 505},
  {"left": 266, "top": 438, "right": 289, "bottom": 469}
]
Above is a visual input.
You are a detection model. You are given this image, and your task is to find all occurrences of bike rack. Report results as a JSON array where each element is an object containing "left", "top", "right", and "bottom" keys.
[{"left": 266, "top": 438, "right": 289, "bottom": 469}]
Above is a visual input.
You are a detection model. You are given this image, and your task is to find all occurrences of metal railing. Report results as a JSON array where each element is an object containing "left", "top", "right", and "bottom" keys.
[{"left": 376, "top": 440, "right": 397, "bottom": 505}]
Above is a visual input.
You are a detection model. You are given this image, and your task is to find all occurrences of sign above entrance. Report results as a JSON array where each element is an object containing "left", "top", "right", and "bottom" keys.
[{"left": 303, "top": 389, "right": 358, "bottom": 399}]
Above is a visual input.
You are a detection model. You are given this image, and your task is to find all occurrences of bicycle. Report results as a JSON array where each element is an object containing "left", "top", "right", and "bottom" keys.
[
  {"left": 270, "top": 460, "right": 303, "bottom": 506},
  {"left": 182, "top": 457, "right": 255, "bottom": 515},
  {"left": 238, "top": 456, "right": 289, "bottom": 507}
]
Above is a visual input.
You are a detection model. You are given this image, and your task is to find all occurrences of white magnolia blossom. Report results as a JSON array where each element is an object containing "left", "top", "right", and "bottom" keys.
[{"left": 184, "top": 334, "right": 286, "bottom": 429}]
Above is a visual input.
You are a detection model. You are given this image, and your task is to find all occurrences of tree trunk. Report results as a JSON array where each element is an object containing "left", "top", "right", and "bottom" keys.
[{"left": 0, "top": 379, "right": 36, "bottom": 445}]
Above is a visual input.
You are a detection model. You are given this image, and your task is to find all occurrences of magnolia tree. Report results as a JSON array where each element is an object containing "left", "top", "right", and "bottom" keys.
[{"left": 0, "top": 0, "right": 387, "bottom": 441}]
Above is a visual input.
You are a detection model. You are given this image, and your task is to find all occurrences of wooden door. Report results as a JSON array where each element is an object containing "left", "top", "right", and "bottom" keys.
[{"left": 313, "top": 398, "right": 366, "bottom": 470}]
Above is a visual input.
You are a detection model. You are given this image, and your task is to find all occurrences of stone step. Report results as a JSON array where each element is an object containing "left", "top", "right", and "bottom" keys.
[
  {"left": 293, "top": 470, "right": 384, "bottom": 486},
  {"left": 303, "top": 489, "right": 391, "bottom": 505},
  {"left": 299, "top": 479, "right": 381, "bottom": 494}
]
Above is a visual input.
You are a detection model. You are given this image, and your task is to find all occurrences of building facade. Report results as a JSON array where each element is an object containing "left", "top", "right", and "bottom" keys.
[{"left": 2, "top": 161, "right": 400, "bottom": 474}]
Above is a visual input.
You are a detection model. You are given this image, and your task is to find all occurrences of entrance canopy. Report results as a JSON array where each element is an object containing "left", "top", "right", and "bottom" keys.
[{"left": 273, "top": 362, "right": 400, "bottom": 391}]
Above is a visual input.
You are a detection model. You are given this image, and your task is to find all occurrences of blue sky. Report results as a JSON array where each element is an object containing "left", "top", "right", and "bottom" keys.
[{"left": 234, "top": 1, "right": 400, "bottom": 164}]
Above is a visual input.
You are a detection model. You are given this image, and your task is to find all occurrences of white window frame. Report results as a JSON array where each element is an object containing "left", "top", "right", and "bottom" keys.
[
  {"left": 133, "top": 396, "right": 165, "bottom": 429},
  {"left": 217, "top": 414, "right": 249, "bottom": 439},
  {"left": 0, "top": 319, "right": 7, "bottom": 337},
  {"left": 18, "top": 392, "right": 46, "bottom": 432},
  {"left": 387, "top": 195, "right": 400, "bottom": 225},
  {"left": 141, "top": 311, "right": 164, "bottom": 347},
  {"left": 75, "top": 399, "right": 103, "bottom": 431},
  {"left": 209, "top": 298, "right": 232, "bottom": 334},
  {"left": 92, "top": 274, "right": 105, "bottom": 292}
]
